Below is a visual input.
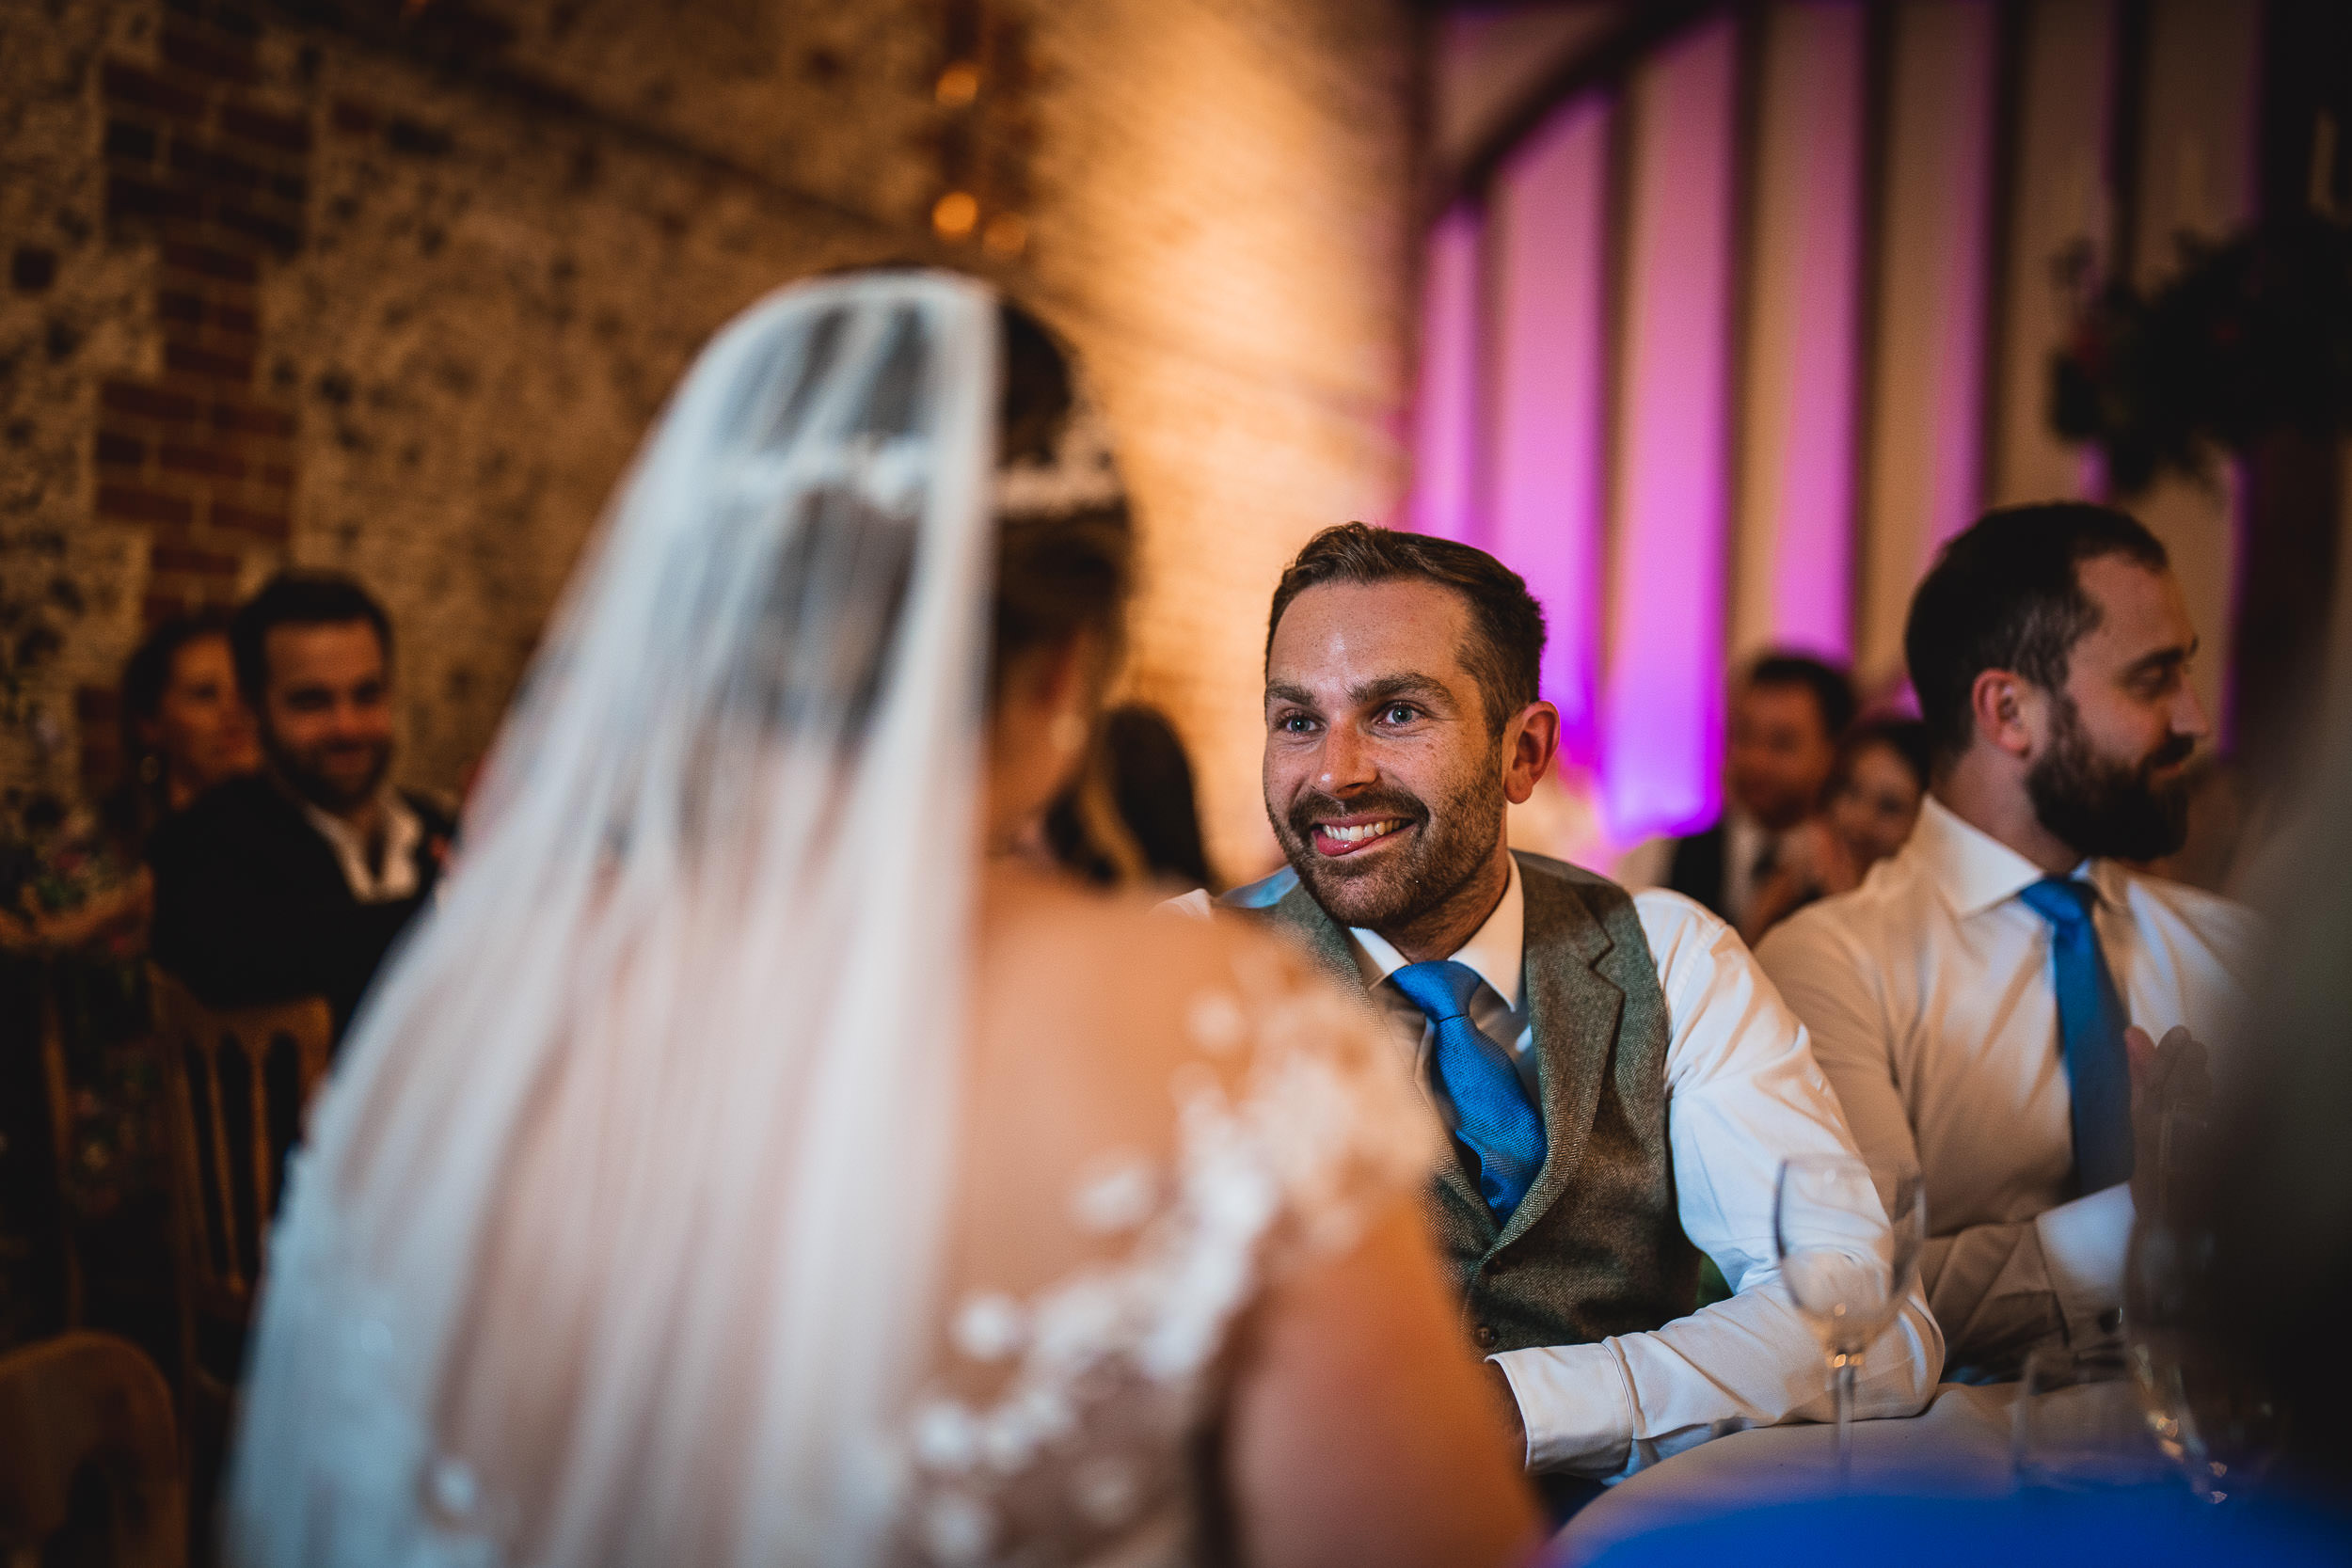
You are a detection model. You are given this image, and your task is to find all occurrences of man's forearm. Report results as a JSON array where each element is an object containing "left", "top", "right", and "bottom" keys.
[{"left": 1488, "top": 1280, "right": 1938, "bottom": 1479}]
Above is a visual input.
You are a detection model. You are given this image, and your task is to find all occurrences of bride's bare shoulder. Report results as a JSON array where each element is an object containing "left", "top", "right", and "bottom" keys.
[
  {"left": 976, "top": 872, "right": 1350, "bottom": 1061},
  {"left": 990, "top": 872, "right": 1306, "bottom": 967}
]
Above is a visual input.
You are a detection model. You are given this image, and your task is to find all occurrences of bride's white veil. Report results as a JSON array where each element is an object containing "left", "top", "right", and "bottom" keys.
[{"left": 227, "top": 270, "right": 1025, "bottom": 1565}]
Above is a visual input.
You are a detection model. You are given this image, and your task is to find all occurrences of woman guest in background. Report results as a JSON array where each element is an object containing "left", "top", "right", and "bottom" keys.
[
  {"left": 227, "top": 272, "right": 1537, "bottom": 1568},
  {"left": 1044, "top": 702, "right": 1217, "bottom": 892},
  {"left": 1741, "top": 718, "right": 1930, "bottom": 944},
  {"left": 108, "top": 610, "right": 262, "bottom": 859},
  {"left": 0, "top": 613, "right": 257, "bottom": 958}
]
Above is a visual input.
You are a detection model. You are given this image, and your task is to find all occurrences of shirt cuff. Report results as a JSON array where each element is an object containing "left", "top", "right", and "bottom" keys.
[
  {"left": 1487, "top": 1343, "right": 1635, "bottom": 1475},
  {"left": 2035, "top": 1182, "right": 2137, "bottom": 1338}
]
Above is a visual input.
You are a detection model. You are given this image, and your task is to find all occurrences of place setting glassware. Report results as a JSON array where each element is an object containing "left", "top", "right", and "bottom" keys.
[
  {"left": 1773, "top": 1153, "right": 1926, "bottom": 1489},
  {"left": 2011, "top": 1342, "right": 2172, "bottom": 1494},
  {"left": 2123, "top": 1104, "right": 2284, "bottom": 1506}
]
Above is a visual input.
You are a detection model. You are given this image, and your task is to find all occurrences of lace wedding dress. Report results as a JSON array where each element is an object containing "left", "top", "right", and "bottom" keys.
[
  {"left": 895, "top": 928, "right": 1433, "bottom": 1566},
  {"left": 223, "top": 271, "right": 1437, "bottom": 1568}
]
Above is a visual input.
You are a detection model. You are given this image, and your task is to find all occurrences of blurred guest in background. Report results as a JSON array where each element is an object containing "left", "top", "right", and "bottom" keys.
[
  {"left": 1618, "top": 653, "right": 1855, "bottom": 933},
  {"left": 104, "top": 610, "right": 261, "bottom": 861},
  {"left": 1740, "top": 718, "right": 1931, "bottom": 942},
  {"left": 149, "top": 572, "right": 453, "bottom": 1036},
  {"left": 1044, "top": 701, "right": 1216, "bottom": 891},
  {"left": 0, "top": 613, "right": 258, "bottom": 1354},
  {"left": 1757, "top": 503, "right": 2252, "bottom": 1381}
]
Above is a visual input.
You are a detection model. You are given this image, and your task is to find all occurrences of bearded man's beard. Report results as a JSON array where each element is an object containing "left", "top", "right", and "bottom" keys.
[
  {"left": 1270, "top": 761, "right": 1508, "bottom": 932},
  {"left": 2026, "top": 697, "right": 2195, "bottom": 862},
  {"left": 270, "top": 731, "right": 393, "bottom": 815}
]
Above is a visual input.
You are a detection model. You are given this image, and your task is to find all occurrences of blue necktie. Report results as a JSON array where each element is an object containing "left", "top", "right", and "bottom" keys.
[
  {"left": 1390, "top": 960, "right": 1546, "bottom": 1219},
  {"left": 2017, "top": 877, "right": 2135, "bottom": 1193}
]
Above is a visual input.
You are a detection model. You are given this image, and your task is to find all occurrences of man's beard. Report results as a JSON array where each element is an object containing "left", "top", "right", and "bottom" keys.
[
  {"left": 1269, "top": 763, "right": 1506, "bottom": 934},
  {"left": 2026, "top": 698, "right": 2195, "bottom": 862},
  {"left": 270, "top": 734, "right": 392, "bottom": 815}
]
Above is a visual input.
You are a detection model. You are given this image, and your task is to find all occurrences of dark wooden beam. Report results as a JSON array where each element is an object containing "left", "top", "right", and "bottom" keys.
[{"left": 1430, "top": 0, "right": 1732, "bottom": 218}]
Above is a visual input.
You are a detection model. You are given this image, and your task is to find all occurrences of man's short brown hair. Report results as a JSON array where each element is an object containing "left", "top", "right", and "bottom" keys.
[
  {"left": 1266, "top": 524, "right": 1546, "bottom": 734},
  {"left": 1904, "top": 502, "right": 2169, "bottom": 767}
]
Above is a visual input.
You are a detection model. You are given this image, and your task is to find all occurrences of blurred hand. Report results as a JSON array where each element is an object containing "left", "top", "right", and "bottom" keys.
[
  {"left": 1787, "top": 818, "right": 1863, "bottom": 896},
  {"left": 1740, "top": 817, "right": 1860, "bottom": 945},
  {"left": 2126, "top": 1024, "right": 2213, "bottom": 1216}
]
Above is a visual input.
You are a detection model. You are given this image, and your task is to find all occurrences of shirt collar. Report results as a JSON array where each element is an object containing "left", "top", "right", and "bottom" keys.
[
  {"left": 1345, "top": 853, "right": 1525, "bottom": 1012},
  {"left": 300, "top": 789, "right": 423, "bottom": 903},
  {"left": 1910, "top": 793, "right": 2097, "bottom": 918}
]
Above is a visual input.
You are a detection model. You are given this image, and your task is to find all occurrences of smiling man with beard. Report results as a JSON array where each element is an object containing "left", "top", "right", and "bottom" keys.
[
  {"left": 1757, "top": 502, "right": 2256, "bottom": 1380},
  {"left": 1201, "top": 524, "right": 1938, "bottom": 1500},
  {"left": 150, "top": 572, "right": 453, "bottom": 1038}
]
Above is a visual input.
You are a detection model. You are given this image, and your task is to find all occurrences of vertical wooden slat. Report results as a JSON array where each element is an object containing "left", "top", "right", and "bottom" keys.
[
  {"left": 1974, "top": 0, "right": 2029, "bottom": 513},
  {"left": 201, "top": 1033, "right": 241, "bottom": 1295},
  {"left": 1854, "top": 0, "right": 2000, "bottom": 690},
  {"left": 1986, "top": 0, "right": 2118, "bottom": 509},
  {"left": 246, "top": 1027, "right": 275, "bottom": 1282},
  {"left": 36, "top": 985, "right": 85, "bottom": 1327},
  {"left": 1732, "top": 0, "right": 1869, "bottom": 666},
  {"left": 2128, "top": 0, "right": 2261, "bottom": 741}
]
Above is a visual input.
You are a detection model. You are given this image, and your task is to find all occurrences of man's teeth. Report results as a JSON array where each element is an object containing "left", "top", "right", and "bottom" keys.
[{"left": 1321, "top": 819, "right": 1403, "bottom": 845}]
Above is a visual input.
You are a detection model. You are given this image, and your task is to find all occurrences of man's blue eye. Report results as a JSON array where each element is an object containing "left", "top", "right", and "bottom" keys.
[{"left": 1383, "top": 705, "right": 1416, "bottom": 724}]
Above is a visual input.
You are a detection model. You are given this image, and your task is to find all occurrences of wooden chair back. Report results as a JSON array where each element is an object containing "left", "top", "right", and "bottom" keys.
[
  {"left": 0, "top": 1330, "right": 183, "bottom": 1568},
  {"left": 147, "top": 970, "right": 331, "bottom": 1323},
  {"left": 36, "top": 978, "right": 85, "bottom": 1328}
]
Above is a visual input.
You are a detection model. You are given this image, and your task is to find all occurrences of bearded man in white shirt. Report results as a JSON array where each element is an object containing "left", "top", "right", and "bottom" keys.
[
  {"left": 1203, "top": 523, "right": 1938, "bottom": 1496},
  {"left": 1756, "top": 502, "right": 2253, "bottom": 1382}
]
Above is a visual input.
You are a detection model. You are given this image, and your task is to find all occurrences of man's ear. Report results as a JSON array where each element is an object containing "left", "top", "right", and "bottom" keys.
[
  {"left": 1966, "top": 668, "right": 2042, "bottom": 760},
  {"left": 1502, "top": 701, "right": 1561, "bottom": 805}
]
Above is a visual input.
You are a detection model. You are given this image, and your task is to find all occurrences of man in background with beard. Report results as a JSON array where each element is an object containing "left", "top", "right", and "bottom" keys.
[
  {"left": 150, "top": 572, "right": 453, "bottom": 1039},
  {"left": 1757, "top": 503, "right": 2253, "bottom": 1380},
  {"left": 1203, "top": 524, "right": 1937, "bottom": 1500}
]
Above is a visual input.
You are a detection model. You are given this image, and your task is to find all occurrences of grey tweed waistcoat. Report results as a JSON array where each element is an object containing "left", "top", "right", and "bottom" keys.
[{"left": 1225, "top": 849, "right": 1699, "bottom": 1352}]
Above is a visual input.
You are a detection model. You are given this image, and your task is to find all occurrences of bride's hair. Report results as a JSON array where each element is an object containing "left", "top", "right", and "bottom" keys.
[
  {"left": 989, "top": 299, "right": 1134, "bottom": 697},
  {"left": 701, "top": 291, "right": 1131, "bottom": 741}
]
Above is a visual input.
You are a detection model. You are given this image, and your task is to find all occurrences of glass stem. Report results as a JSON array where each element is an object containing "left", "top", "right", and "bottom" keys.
[{"left": 1834, "top": 1353, "right": 1859, "bottom": 1490}]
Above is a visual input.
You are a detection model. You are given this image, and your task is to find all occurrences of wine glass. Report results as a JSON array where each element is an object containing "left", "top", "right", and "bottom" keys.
[
  {"left": 2012, "top": 1343, "right": 2169, "bottom": 1493},
  {"left": 2124, "top": 1112, "right": 2283, "bottom": 1506},
  {"left": 1774, "top": 1154, "right": 1925, "bottom": 1487}
]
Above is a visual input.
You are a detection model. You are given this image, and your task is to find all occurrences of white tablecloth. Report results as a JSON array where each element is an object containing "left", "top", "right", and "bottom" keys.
[{"left": 1556, "top": 1383, "right": 2026, "bottom": 1564}]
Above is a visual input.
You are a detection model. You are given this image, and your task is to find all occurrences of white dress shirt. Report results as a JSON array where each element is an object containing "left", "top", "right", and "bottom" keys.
[
  {"left": 1755, "top": 795, "right": 2259, "bottom": 1370},
  {"left": 301, "top": 790, "right": 424, "bottom": 903},
  {"left": 1345, "top": 858, "right": 1941, "bottom": 1480}
]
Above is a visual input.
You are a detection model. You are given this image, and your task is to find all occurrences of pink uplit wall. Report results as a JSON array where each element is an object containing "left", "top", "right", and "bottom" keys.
[
  {"left": 1407, "top": 204, "right": 1488, "bottom": 545},
  {"left": 1857, "top": 0, "right": 1998, "bottom": 682},
  {"left": 1750, "top": 1, "right": 1866, "bottom": 658},
  {"left": 1601, "top": 18, "right": 1740, "bottom": 838},
  {"left": 1487, "top": 99, "right": 1613, "bottom": 763},
  {"left": 1408, "top": 0, "right": 2262, "bottom": 865}
]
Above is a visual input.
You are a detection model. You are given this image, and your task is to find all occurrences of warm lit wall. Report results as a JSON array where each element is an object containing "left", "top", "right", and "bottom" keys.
[{"left": 0, "top": 0, "right": 1421, "bottom": 880}]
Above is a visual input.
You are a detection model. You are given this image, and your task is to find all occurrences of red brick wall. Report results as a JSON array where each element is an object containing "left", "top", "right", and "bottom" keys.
[
  {"left": 94, "top": 10, "right": 307, "bottom": 625},
  {"left": 2, "top": 0, "right": 1421, "bottom": 873}
]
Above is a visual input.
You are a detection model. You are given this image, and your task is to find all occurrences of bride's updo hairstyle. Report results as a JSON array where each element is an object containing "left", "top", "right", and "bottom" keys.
[
  {"left": 989, "top": 300, "right": 1134, "bottom": 700},
  {"left": 692, "top": 285, "right": 1128, "bottom": 751}
]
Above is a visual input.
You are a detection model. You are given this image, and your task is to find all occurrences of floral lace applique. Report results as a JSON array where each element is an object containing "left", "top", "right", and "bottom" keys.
[{"left": 898, "top": 949, "right": 1436, "bottom": 1567}]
